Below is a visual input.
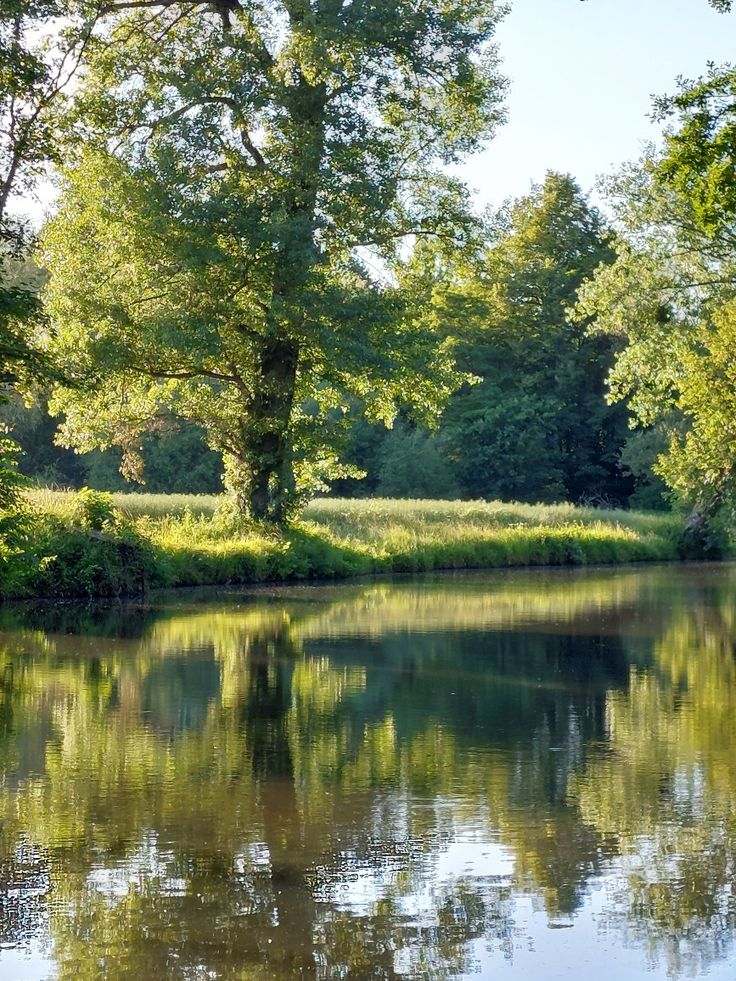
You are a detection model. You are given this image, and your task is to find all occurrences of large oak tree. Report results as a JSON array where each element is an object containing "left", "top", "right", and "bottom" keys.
[{"left": 43, "top": 0, "right": 504, "bottom": 520}]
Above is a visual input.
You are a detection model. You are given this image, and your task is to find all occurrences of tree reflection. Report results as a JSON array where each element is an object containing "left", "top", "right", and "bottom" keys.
[
  {"left": 0, "top": 567, "right": 736, "bottom": 976},
  {"left": 572, "top": 572, "right": 736, "bottom": 976}
]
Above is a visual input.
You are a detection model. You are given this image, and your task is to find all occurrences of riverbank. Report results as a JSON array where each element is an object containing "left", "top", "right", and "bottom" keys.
[{"left": 0, "top": 490, "right": 691, "bottom": 600}]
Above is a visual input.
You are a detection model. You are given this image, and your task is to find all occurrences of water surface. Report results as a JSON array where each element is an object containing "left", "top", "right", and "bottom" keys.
[{"left": 1, "top": 564, "right": 735, "bottom": 979}]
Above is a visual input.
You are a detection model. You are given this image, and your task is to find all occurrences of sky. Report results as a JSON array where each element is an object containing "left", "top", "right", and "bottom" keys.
[{"left": 459, "top": 0, "right": 736, "bottom": 211}]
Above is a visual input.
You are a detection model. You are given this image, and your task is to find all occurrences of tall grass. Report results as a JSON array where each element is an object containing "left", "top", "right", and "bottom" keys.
[
  {"left": 303, "top": 497, "right": 681, "bottom": 539},
  {"left": 29, "top": 488, "right": 221, "bottom": 520},
  {"left": 6, "top": 490, "right": 688, "bottom": 600},
  {"left": 29, "top": 490, "right": 681, "bottom": 533}
]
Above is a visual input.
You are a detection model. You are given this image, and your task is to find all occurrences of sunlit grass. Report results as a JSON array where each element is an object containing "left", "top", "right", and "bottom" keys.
[
  {"left": 9, "top": 489, "right": 685, "bottom": 599},
  {"left": 28, "top": 488, "right": 221, "bottom": 520},
  {"left": 28, "top": 489, "right": 680, "bottom": 536},
  {"left": 302, "top": 496, "right": 680, "bottom": 540}
]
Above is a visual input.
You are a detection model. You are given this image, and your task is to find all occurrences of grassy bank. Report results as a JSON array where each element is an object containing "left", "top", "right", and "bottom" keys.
[{"left": 0, "top": 490, "right": 690, "bottom": 600}]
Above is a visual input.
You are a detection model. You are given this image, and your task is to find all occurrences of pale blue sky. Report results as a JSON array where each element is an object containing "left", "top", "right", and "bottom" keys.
[{"left": 459, "top": 0, "right": 736, "bottom": 210}]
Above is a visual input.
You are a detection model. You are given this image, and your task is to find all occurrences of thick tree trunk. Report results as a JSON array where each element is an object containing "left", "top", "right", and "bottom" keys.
[
  {"left": 242, "top": 334, "right": 300, "bottom": 523},
  {"left": 233, "top": 72, "right": 326, "bottom": 523}
]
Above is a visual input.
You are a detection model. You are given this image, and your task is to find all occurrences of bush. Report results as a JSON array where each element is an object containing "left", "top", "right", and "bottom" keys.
[
  {"left": 30, "top": 526, "right": 157, "bottom": 597},
  {"left": 0, "top": 489, "right": 159, "bottom": 599},
  {"left": 70, "top": 488, "right": 118, "bottom": 531}
]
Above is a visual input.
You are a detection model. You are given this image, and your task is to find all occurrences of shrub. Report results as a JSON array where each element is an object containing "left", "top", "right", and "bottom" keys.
[{"left": 70, "top": 488, "right": 118, "bottom": 531}]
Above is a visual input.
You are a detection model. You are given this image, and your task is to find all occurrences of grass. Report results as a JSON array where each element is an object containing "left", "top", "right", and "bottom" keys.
[
  {"left": 29, "top": 488, "right": 222, "bottom": 520},
  {"left": 0, "top": 490, "right": 689, "bottom": 600}
]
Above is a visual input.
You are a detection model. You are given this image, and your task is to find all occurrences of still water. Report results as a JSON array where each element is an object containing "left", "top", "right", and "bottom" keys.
[{"left": 1, "top": 564, "right": 736, "bottom": 979}]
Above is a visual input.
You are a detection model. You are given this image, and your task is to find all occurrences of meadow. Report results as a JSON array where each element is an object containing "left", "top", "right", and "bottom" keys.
[{"left": 0, "top": 489, "right": 689, "bottom": 600}]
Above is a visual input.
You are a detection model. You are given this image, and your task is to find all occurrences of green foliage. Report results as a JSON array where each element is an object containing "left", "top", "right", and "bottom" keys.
[
  {"left": 578, "top": 67, "right": 736, "bottom": 526},
  {"left": 618, "top": 429, "right": 671, "bottom": 511},
  {"left": 0, "top": 0, "right": 94, "bottom": 434},
  {"left": 376, "top": 420, "right": 460, "bottom": 499},
  {"left": 0, "top": 425, "right": 23, "bottom": 510},
  {"left": 0, "top": 0, "right": 80, "bottom": 234},
  {"left": 1, "top": 395, "right": 224, "bottom": 493},
  {"left": 0, "top": 270, "right": 45, "bottom": 384},
  {"left": 444, "top": 388, "right": 568, "bottom": 502},
  {"left": 82, "top": 427, "right": 223, "bottom": 495},
  {"left": 0, "top": 258, "right": 57, "bottom": 506},
  {"left": 333, "top": 175, "right": 638, "bottom": 507},
  {"left": 1, "top": 220, "right": 60, "bottom": 513},
  {"left": 43, "top": 0, "right": 506, "bottom": 522},
  {"left": 409, "top": 173, "right": 631, "bottom": 505},
  {"left": 0, "top": 488, "right": 159, "bottom": 598},
  {"left": 30, "top": 524, "right": 158, "bottom": 597},
  {"left": 69, "top": 487, "right": 116, "bottom": 531},
  {"left": 654, "top": 67, "right": 736, "bottom": 238},
  {"left": 0, "top": 428, "right": 31, "bottom": 593},
  {"left": 0, "top": 392, "right": 86, "bottom": 486}
]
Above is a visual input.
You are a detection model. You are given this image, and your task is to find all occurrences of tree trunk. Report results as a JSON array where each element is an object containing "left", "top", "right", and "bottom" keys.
[
  {"left": 233, "top": 73, "right": 326, "bottom": 523},
  {"left": 242, "top": 334, "right": 300, "bottom": 523}
]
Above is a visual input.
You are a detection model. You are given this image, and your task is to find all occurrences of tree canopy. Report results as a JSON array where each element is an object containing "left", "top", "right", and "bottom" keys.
[
  {"left": 578, "top": 66, "right": 736, "bottom": 536},
  {"left": 42, "top": 0, "right": 505, "bottom": 520}
]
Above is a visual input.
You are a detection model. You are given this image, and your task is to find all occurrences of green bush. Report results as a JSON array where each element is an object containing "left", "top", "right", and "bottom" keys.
[
  {"left": 70, "top": 488, "right": 118, "bottom": 531},
  {"left": 0, "top": 490, "right": 159, "bottom": 599},
  {"left": 30, "top": 526, "right": 157, "bottom": 598}
]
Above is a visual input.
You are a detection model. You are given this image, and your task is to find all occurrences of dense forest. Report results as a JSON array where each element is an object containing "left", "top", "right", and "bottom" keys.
[{"left": 1, "top": 0, "right": 735, "bottom": 531}]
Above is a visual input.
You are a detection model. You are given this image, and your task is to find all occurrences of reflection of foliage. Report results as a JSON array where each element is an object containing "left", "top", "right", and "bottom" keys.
[
  {"left": 571, "top": 576, "right": 736, "bottom": 976},
  {"left": 1, "top": 568, "right": 736, "bottom": 976}
]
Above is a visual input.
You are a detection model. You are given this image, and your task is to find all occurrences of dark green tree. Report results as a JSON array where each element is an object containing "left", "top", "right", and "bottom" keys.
[
  {"left": 435, "top": 173, "right": 629, "bottom": 505},
  {"left": 376, "top": 418, "right": 460, "bottom": 499}
]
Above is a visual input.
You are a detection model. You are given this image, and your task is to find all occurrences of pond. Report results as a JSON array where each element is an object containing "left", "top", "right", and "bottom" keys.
[{"left": 1, "top": 563, "right": 735, "bottom": 979}]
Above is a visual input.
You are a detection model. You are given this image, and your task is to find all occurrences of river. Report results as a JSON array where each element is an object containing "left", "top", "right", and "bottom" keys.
[{"left": 0, "top": 563, "right": 735, "bottom": 979}]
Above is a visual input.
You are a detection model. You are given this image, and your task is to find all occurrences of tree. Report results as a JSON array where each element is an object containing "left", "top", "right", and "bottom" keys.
[
  {"left": 0, "top": 1, "right": 104, "bottom": 506},
  {"left": 376, "top": 418, "right": 460, "bottom": 499},
  {"left": 429, "top": 173, "right": 628, "bottom": 505},
  {"left": 577, "top": 67, "right": 736, "bottom": 541},
  {"left": 43, "top": 0, "right": 505, "bottom": 522}
]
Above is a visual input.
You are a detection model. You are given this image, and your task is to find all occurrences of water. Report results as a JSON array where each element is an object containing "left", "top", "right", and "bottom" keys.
[{"left": 0, "top": 563, "right": 735, "bottom": 979}]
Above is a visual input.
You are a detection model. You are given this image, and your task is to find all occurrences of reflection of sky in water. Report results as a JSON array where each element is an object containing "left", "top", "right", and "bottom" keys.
[
  {"left": 323, "top": 822, "right": 736, "bottom": 981},
  {"left": 87, "top": 834, "right": 187, "bottom": 900},
  {"left": 0, "top": 948, "right": 55, "bottom": 981},
  {"left": 1, "top": 565, "right": 736, "bottom": 978}
]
